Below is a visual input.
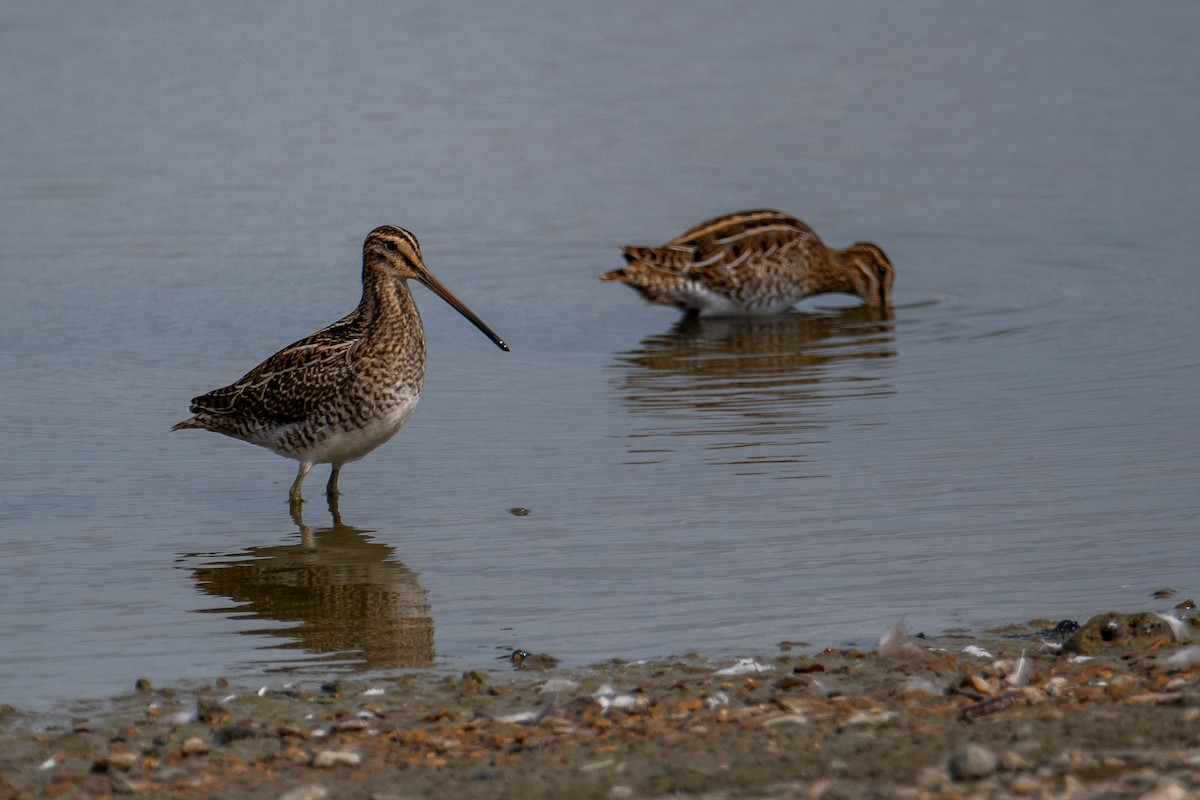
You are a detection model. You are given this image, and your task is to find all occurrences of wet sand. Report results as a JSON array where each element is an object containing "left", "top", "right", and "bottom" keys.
[{"left": 2, "top": 611, "right": 1197, "bottom": 800}]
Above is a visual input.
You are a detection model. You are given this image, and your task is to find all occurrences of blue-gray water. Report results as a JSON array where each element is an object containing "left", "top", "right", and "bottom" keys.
[{"left": 2, "top": 2, "right": 1199, "bottom": 709}]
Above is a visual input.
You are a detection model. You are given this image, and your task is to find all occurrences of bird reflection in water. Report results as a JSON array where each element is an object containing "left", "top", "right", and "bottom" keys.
[
  {"left": 185, "top": 502, "right": 433, "bottom": 670},
  {"left": 610, "top": 307, "right": 896, "bottom": 474}
]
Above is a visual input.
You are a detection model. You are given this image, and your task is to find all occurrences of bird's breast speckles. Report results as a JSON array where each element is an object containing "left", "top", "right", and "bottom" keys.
[{"left": 275, "top": 384, "right": 420, "bottom": 465}]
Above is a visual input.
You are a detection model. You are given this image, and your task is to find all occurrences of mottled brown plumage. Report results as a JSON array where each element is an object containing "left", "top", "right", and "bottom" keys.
[
  {"left": 601, "top": 209, "right": 894, "bottom": 316},
  {"left": 174, "top": 226, "right": 508, "bottom": 507}
]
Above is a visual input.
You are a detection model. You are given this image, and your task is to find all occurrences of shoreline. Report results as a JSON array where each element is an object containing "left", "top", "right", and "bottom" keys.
[{"left": 2, "top": 611, "right": 1198, "bottom": 799}]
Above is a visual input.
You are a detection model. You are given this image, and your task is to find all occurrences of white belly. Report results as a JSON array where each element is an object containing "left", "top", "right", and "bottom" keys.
[
  {"left": 674, "top": 283, "right": 797, "bottom": 317},
  {"left": 293, "top": 390, "right": 419, "bottom": 466}
]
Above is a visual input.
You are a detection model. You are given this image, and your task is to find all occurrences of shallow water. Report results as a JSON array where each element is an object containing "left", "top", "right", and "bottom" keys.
[{"left": 2, "top": 2, "right": 1199, "bottom": 708}]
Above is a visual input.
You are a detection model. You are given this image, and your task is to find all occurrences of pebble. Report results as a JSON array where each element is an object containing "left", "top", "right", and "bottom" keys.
[
  {"left": 761, "top": 713, "right": 808, "bottom": 728},
  {"left": 843, "top": 710, "right": 899, "bottom": 727},
  {"left": 916, "top": 765, "right": 949, "bottom": 791},
  {"left": 276, "top": 723, "right": 309, "bottom": 739},
  {"left": 275, "top": 746, "right": 307, "bottom": 764},
  {"left": 181, "top": 736, "right": 209, "bottom": 755},
  {"left": 1000, "top": 749, "right": 1031, "bottom": 771},
  {"left": 279, "top": 785, "right": 329, "bottom": 800},
  {"left": 100, "top": 750, "right": 139, "bottom": 771},
  {"left": 948, "top": 743, "right": 999, "bottom": 781},
  {"left": 213, "top": 724, "right": 256, "bottom": 745},
  {"left": 109, "top": 770, "right": 137, "bottom": 795},
  {"left": 1009, "top": 775, "right": 1041, "bottom": 794},
  {"left": 1139, "top": 778, "right": 1187, "bottom": 800},
  {"left": 4, "top": 632, "right": 1199, "bottom": 799},
  {"left": 964, "top": 673, "right": 995, "bottom": 694},
  {"left": 312, "top": 749, "right": 362, "bottom": 768}
]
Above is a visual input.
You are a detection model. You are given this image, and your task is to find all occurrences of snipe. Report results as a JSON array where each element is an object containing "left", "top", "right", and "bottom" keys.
[
  {"left": 601, "top": 209, "right": 894, "bottom": 316},
  {"left": 174, "top": 225, "right": 508, "bottom": 507}
]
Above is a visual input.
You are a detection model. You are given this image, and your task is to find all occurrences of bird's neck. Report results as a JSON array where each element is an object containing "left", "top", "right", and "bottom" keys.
[
  {"left": 805, "top": 248, "right": 859, "bottom": 296},
  {"left": 357, "top": 266, "right": 423, "bottom": 341}
]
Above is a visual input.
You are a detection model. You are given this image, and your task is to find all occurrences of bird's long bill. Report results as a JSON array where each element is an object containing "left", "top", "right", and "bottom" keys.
[{"left": 417, "top": 270, "right": 510, "bottom": 352}]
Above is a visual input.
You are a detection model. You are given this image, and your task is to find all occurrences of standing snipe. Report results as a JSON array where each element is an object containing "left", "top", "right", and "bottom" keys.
[
  {"left": 601, "top": 209, "right": 894, "bottom": 316},
  {"left": 173, "top": 226, "right": 508, "bottom": 507}
]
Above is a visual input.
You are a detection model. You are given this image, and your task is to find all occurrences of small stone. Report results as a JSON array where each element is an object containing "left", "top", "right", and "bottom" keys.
[
  {"left": 762, "top": 713, "right": 808, "bottom": 728},
  {"left": 508, "top": 507, "right": 530, "bottom": 516},
  {"left": 844, "top": 710, "right": 899, "bottom": 727},
  {"left": 916, "top": 765, "right": 949, "bottom": 791},
  {"left": 1064, "top": 611, "right": 1173, "bottom": 654},
  {"left": 109, "top": 770, "right": 138, "bottom": 795},
  {"left": 134, "top": 678, "right": 152, "bottom": 693},
  {"left": 1062, "top": 775, "right": 1085, "bottom": 794},
  {"left": 1138, "top": 778, "right": 1187, "bottom": 800},
  {"left": 1009, "top": 775, "right": 1041, "bottom": 795},
  {"left": 281, "top": 746, "right": 311, "bottom": 764},
  {"left": 964, "top": 674, "right": 995, "bottom": 695},
  {"left": 180, "top": 737, "right": 209, "bottom": 756},
  {"left": 312, "top": 749, "right": 361, "bottom": 768},
  {"left": 1000, "top": 749, "right": 1031, "bottom": 771},
  {"left": 213, "top": 725, "right": 256, "bottom": 746},
  {"left": 279, "top": 785, "right": 329, "bottom": 800},
  {"left": 772, "top": 696, "right": 807, "bottom": 714},
  {"left": 100, "top": 751, "right": 138, "bottom": 772},
  {"left": 948, "top": 743, "right": 999, "bottom": 781},
  {"left": 196, "top": 699, "right": 227, "bottom": 724},
  {"left": 276, "top": 723, "right": 309, "bottom": 739}
]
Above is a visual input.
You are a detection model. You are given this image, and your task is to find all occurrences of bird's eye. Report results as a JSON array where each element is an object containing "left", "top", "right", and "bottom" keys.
[
  {"left": 876, "top": 264, "right": 888, "bottom": 277},
  {"left": 384, "top": 240, "right": 398, "bottom": 252}
]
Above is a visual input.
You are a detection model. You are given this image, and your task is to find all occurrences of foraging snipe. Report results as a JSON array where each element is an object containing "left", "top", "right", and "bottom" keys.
[
  {"left": 601, "top": 209, "right": 894, "bottom": 316},
  {"left": 173, "top": 226, "right": 508, "bottom": 507}
]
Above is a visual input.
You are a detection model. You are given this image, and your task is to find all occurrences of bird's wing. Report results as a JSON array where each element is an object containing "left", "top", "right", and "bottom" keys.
[
  {"left": 189, "top": 316, "right": 365, "bottom": 424},
  {"left": 621, "top": 210, "right": 820, "bottom": 294}
]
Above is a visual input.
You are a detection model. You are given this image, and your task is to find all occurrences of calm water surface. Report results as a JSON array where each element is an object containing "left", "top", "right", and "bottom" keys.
[{"left": 2, "top": 3, "right": 1199, "bottom": 708}]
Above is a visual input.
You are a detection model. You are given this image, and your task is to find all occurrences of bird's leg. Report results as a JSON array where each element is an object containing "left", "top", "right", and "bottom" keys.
[
  {"left": 289, "top": 501, "right": 306, "bottom": 529},
  {"left": 289, "top": 504, "right": 316, "bottom": 548},
  {"left": 327, "top": 490, "right": 343, "bottom": 526},
  {"left": 326, "top": 464, "right": 342, "bottom": 501},
  {"left": 289, "top": 462, "right": 313, "bottom": 508}
]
